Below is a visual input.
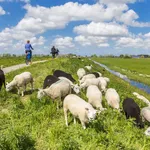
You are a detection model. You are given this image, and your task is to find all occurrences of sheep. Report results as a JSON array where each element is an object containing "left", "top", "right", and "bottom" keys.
[
  {"left": 105, "top": 88, "right": 120, "bottom": 109},
  {"left": 86, "top": 85, "right": 106, "bottom": 111},
  {"left": 77, "top": 68, "right": 86, "bottom": 80},
  {"left": 58, "top": 76, "right": 80, "bottom": 94},
  {"left": 53, "top": 70, "right": 75, "bottom": 83},
  {"left": 80, "top": 78, "right": 101, "bottom": 89},
  {"left": 43, "top": 75, "right": 60, "bottom": 89},
  {"left": 63, "top": 94, "right": 97, "bottom": 129},
  {"left": 145, "top": 127, "right": 150, "bottom": 136},
  {"left": 122, "top": 97, "right": 144, "bottom": 128},
  {"left": 85, "top": 65, "right": 92, "bottom": 71},
  {"left": 79, "top": 74, "right": 96, "bottom": 84},
  {"left": 0, "top": 69, "right": 5, "bottom": 90},
  {"left": 37, "top": 79, "right": 71, "bottom": 109},
  {"left": 6, "top": 72, "right": 33, "bottom": 96},
  {"left": 97, "top": 77, "right": 107, "bottom": 92},
  {"left": 141, "top": 107, "right": 150, "bottom": 123}
]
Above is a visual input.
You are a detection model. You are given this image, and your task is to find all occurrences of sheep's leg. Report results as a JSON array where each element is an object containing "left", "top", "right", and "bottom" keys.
[
  {"left": 17, "top": 87, "right": 20, "bottom": 95},
  {"left": 74, "top": 117, "right": 76, "bottom": 124},
  {"left": 80, "top": 120, "right": 86, "bottom": 129},
  {"left": 31, "top": 81, "right": 34, "bottom": 91},
  {"left": 64, "top": 108, "right": 68, "bottom": 126}
]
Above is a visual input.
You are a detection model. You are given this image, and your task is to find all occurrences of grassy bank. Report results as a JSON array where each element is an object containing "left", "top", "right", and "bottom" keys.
[
  {"left": 92, "top": 57, "right": 150, "bottom": 86},
  {"left": 0, "top": 57, "right": 150, "bottom": 150},
  {"left": 0, "top": 55, "right": 51, "bottom": 68}
]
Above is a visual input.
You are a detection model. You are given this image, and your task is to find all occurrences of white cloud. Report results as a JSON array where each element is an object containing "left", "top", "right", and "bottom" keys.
[
  {"left": 144, "top": 32, "right": 150, "bottom": 38},
  {"left": 74, "top": 35, "right": 109, "bottom": 47},
  {"left": 0, "top": 6, "right": 5, "bottom": 15},
  {"left": 74, "top": 22, "right": 129, "bottom": 37},
  {"left": 52, "top": 37, "right": 75, "bottom": 49},
  {"left": 99, "top": 0, "right": 137, "bottom": 4}
]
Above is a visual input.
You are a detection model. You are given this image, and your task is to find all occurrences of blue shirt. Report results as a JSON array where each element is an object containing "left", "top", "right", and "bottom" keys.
[{"left": 25, "top": 43, "right": 33, "bottom": 50}]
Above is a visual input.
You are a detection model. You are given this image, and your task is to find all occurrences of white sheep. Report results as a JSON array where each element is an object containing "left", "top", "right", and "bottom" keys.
[
  {"left": 86, "top": 85, "right": 106, "bottom": 111},
  {"left": 85, "top": 65, "right": 92, "bottom": 71},
  {"left": 77, "top": 68, "right": 86, "bottom": 79},
  {"left": 97, "top": 77, "right": 107, "bottom": 92},
  {"left": 37, "top": 79, "right": 71, "bottom": 109},
  {"left": 63, "top": 94, "right": 97, "bottom": 129},
  {"left": 141, "top": 107, "right": 150, "bottom": 122},
  {"left": 80, "top": 78, "right": 101, "bottom": 89},
  {"left": 79, "top": 74, "right": 96, "bottom": 84},
  {"left": 6, "top": 72, "right": 33, "bottom": 96},
  {"left": 58, "top": 76, "right": 80, "bottom": 94},
  {"left": 105, "top": 88, "right": 120, "bottom": 109}
]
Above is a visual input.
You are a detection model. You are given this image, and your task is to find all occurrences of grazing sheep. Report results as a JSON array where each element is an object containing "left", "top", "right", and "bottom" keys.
[
  {"left": 37, "top": 79, "right": 71, "bottom": 109},
  {"left": 97, "top": 77, "right": 107, "bottom": 92},
  {"left": 53, "top": 70, "right": 75, "bottom": 83},
  {"left": 77, "top": 68, "right": 86, "bottom": 79},
  {"left": 79, "top": 74, "right": 96, "bottom": 84},
  {"left": 0, "top": 69, "right": 5, "bottom": 90},
  {"left": 6, "top": 72, "right": 33, "bottom": 96},
  {"left": 80, "top": 78, "right": 101, "bottom": 89},
  {"left": 85, "top": 65, "right": 92, "bottom": 71},
  {"left": 141, "top": 107, "right": 150, "bottom": 123},
  {"left": 105, "top": 88, "right": 120, "bottom": 109},
  {"left": 86, "top": 85, "right": 106, "bottom": 111},
  {"left": 122, "top": 98, "right": 144, "bottom": 128},
  {"left": 63, "top": 94, "right": 97, "bottom": 129},
  {"left": 43, "top": 75, "right": 60, "bottom": 89},
  {"left": 91, "top": 72, "right": 102, "bottom": 78},
  {"left": 145, "top": 127, "right": 150, "bottom": 136},
  {"left": 58, "top": 76, "right": 80, "bottom": 94}
]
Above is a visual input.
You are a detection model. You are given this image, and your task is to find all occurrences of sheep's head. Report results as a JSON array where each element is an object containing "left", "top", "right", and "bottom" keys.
[
  {"left": 37, "top": 89, "right": 45, "bottom": 100},
  {"left": 85, "top": 108, "right": 97, "bottom": 122},
  {"left": 6, "top": 82, "right": 13, "bottom": 91},
  {"left": 72, "top": 84, "right": 80, "bottom": 94}
]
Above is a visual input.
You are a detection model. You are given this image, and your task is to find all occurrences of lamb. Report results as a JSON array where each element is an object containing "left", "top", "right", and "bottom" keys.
[
  {"left": 53, "top": 70, "right": 75, "bottom": 83},
  {"left": 141, "top": 107, "right": 150, "bottom": 123},
  {"left": 122, "top": 97, "right": 144, "bottom": 128},
  {"left": 86, "top": 85, "right": 106, "bottom": 111},
  {"left": 79, "top": 74, "right": 96, "bottom": 84},
  {"left": 37, "top": 79, "right": 71, "bottom": 109},
  {"left": 105, "top": 88, "right": 120, "bottom": 109},
  {"left": 58, "top": 76, "right": 80, "bottom": 94},
  {"left": 97, "top": 77, "right": 107, "bottom": 92},
  {"left": 85, "top": 65, "right": 92, "bottom": 71},
  {"left": 0, "top": 69, "right": 5, "bottom": 90},
  {"left": 77, "top": 68, "right": 86, "bottom": 79},
  {"left": 6, "top": 72, "right": 33, "bottom": 96},
  {"left": 80, "top": 78, "right": 101, "bottom": 89},
  {"left": 43, "top": 75, "right": 60, "bottom": 89},
  {"left": 63, "top": 94, "right": 97, "bottom": 129}
]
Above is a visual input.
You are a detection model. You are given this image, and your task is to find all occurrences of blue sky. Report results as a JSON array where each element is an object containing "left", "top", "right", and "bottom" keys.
[{"left": 0, "top": 0, "right": 150, "bottom": 56}]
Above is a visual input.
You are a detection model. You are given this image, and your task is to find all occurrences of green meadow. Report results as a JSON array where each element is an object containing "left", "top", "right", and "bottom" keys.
[
  {"left": 93, "top": 57, "right": 150, "bottom": 86},
  {"left": 0, "top": 57, "right": 150, "bottom": 150}
]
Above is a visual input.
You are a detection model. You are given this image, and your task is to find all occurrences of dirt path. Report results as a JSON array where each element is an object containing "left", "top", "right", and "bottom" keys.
[{"left": 2, "top": 60, "right": 48, "bottom": 74}]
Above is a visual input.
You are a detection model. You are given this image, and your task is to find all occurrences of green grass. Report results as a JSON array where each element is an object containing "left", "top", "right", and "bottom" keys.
[
  {"left": 92, "top": 57, "right": 150, "bottom": 86},
  {"left": 0, "top": 55, "right": 51, "bottom": 68},
  {"left": 0, "top": 57, "right": 150, "bottom": 150}
]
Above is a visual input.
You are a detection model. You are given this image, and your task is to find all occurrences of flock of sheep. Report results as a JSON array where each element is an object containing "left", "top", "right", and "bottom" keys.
[{"left": 0, "top": 63, "right": 150, "bottom": 135}]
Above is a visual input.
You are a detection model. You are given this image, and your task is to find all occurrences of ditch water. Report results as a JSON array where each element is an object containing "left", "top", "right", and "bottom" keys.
[{"left": 92, "top": 60, "right": 150, "bottom": 94}]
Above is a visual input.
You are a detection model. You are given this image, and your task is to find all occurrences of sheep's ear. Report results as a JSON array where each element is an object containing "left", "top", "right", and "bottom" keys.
[
  {"left": 6, "top": 82, "right": 9, "bottom": 85},
  {"left": 38, "top": 88, "right": 42, "bottom": 91}
]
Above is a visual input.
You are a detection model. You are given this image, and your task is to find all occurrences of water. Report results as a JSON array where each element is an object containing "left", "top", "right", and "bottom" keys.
[{"left": 92, "top": 60, "right": 150, "bottom": 94}]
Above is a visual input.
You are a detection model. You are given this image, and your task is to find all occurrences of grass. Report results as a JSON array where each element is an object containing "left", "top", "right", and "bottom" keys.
[
  {"left": 92, "top": 57, "right": 150, "bottom": 86},
  {"left": 0, "top": 55, "right": 51, "bottom": 68},
  {"left": 0, "top": 57, "right": 150, "bottom": 150}
]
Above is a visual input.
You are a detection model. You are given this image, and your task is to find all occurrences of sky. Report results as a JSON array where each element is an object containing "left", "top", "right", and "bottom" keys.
[{"left": 0, "top": 0, "right": 150, "bottom": 56}]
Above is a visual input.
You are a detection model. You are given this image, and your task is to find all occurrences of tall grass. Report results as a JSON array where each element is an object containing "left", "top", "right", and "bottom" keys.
[{"left": 0, "top": 57, "right": 150, "bottom": 150}]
